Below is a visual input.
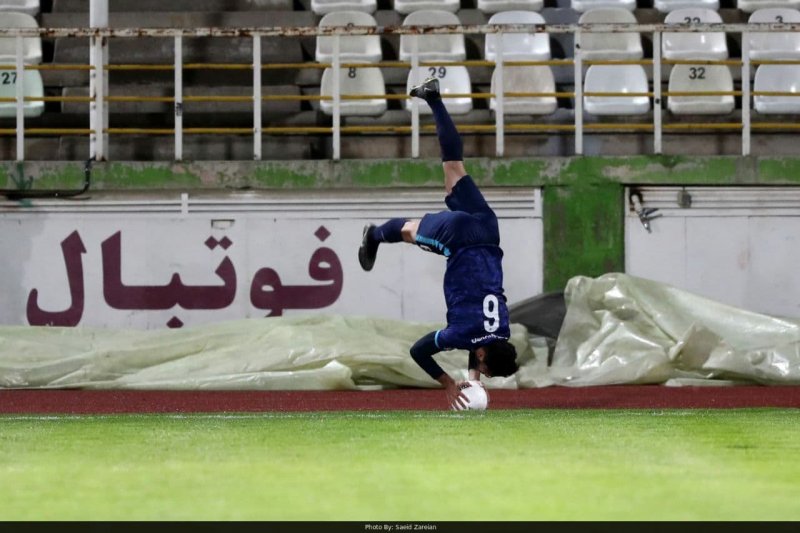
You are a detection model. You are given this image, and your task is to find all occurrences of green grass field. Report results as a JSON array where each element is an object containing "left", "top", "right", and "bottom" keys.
[{"left": 1, "top": 409, "right": 798, "bottom": 521}]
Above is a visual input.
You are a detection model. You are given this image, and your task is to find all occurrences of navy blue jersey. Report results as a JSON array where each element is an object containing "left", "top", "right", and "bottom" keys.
[{"left": 415, "top": 175, "right": 511, "bottom": 351}]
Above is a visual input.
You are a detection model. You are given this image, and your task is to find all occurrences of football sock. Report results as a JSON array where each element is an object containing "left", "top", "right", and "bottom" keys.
[
  {"left": 372, "top": 218, "right": 406, "bottom": 243},
  {"left": 427, "top": 97, "right": 463, "bottom": 162}
]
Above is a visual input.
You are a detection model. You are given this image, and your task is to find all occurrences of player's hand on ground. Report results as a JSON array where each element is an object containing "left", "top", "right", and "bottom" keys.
[{"left": 446, "top": 380, "right": 469, "bottom": 410}]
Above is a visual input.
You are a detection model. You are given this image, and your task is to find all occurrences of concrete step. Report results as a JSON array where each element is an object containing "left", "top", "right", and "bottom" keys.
[{"left": 57, "top": 135, "right": 324, "bottom": 160}]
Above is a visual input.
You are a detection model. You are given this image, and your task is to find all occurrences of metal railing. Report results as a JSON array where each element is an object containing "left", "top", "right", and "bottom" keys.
[{"left": 1, "top": 22, "right": 800, "bottom": 161}]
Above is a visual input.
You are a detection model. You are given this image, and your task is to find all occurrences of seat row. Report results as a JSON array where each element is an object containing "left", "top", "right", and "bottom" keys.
[
  {"left": 318, "top": 63, "right": 800, "bottom": 117},
  {"left": 316, "top": 7, "right": 800, "bottom": 64},
  {"left": 310, "top": 0, "right": 800, "bottom": 15}
]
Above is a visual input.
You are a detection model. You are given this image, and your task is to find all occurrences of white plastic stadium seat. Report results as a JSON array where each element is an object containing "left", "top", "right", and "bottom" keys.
[
  {"left": 320, "top": 63, "right": 388, "bottom": 116},
  {"left": 571, "top": 0, "right": 636, "bottom": 13},
  {"left": 399, "top": 11, "right": 466, "bottom": 62},
  {"left": 0, "top": 69, "right": 44, "bottom": 117},
  {"left": 485, "top": 11, "right": 550, "bottom": 62},
  {"left": 478, "top": 0, "right": 544, "bottom": 13},
  {"left": 748, "top": 8, "right": 800, "bottom": 60},
  {"left": 0, "top": 0, "right": 40, "bottom": 16},
  {"left": 490, "top": 66, "right": 558, "bottom": 115},
  {"left": 405, "top": 66, "right": 473, "bottom": 115},
  {"left": 663, "top": 8, "right": 728, "bottom": 60},
  {"left": 394, "top": 0, "right": 459, "bottom": 15},
  {"left": 738, "top": 0, "right": 800, "bottom": 14},
  {"left": 316, "top": 11, "right": 382, "bottom": 64},
  {"left": 667, "top": 64, "right": 735, "bottom": 114},
  {"left": 654, "top": 0, "right": 719, "bottom": 13},
  {"left": 578, "top": 8, "right": 644, "bottom": 60},
  {"left": 0, "top": 12, "right": 42, "bottom": 64},
  {"left": 311, "top": 0, "right": 377, "bottom": 15},
  {"left": 753, "top": 64, "right": 800, "bottom": 113},
  {"left": 584, "top": 64, "right": 650, "bottom": 115}
]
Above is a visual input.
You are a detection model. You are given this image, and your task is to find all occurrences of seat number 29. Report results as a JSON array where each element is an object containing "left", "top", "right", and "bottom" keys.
[{"left": 483, "top": 294, "right": 500, "bottom": 333}]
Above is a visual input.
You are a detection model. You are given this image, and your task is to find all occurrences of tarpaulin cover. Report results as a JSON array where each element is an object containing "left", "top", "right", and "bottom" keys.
[
  {"left": 0, "top": 315, "right": 539, "bottom": 390},
  {"left": 1, "top": 273, "right": 798, "bottom": 389},
  {"left": 549, "top": 273, "right": 800, "bottom": 387}
]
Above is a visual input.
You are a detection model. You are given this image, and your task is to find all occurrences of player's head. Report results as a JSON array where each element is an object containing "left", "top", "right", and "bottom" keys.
[{"left": 476, "top": 341, "right": 519, "bottom": 378}]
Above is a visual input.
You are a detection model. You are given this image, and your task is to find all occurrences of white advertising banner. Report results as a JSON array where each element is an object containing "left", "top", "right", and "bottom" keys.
[{"left": 0, "top": 188, "right": 543, "bottom": 329}]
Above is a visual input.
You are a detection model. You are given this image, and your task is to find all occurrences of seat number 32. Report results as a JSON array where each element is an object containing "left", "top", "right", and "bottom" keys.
[{"left": 482, "top": 294, "right": 500, "bottom": 333}]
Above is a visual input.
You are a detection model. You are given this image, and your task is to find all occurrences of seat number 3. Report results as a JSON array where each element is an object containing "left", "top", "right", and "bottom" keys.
[{"left": 483, "top": 294, "right": 500, "bottom": 333}]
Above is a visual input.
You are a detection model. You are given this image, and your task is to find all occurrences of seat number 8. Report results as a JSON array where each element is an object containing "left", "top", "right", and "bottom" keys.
[{"left": 483, "top": 294, "right": 500, "bottom": 333}]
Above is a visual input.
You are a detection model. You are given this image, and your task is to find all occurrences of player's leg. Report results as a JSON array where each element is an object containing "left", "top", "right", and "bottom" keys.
[
  {"left": 358, "top": 218, "right": 420, "bottom": 272},
  {"left": 409, "top": 77, "right": 467, "bottom": 195}
]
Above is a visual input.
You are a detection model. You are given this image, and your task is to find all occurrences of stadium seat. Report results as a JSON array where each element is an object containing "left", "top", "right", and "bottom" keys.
[
  {"left": 748, "top": 8, "right": 800, "bottom": 60},
  {"left": 490, "top": 65, "right": 558, "bottom": 115},
  {"left": 0, "top": 69, "right": 44, "bottom": 117},
  {"left": 320, "top": 63, "right": 388, "bottom": 116},
  {"left": 399, "top": 10, "right": 466, "bottom": 62},
  {"left": 484, "top": 11, "right": 550, "bottom": 63},
  {"left": 753, "top": 64, "right": 800, "bottom": 113},
  {"left": 477, "top": 0, "right": 544, "bottom": 13},
  {"left": 667, "top": 64, "right": 735, "bottom": 114},
  {"left": 578, "top": 8, "right": 644, "bottom": 60},
  {"left": 316, "top": 11, "right": 382, "bottom": 64},
  {"left": 0, "top": 0, "right": 39, "bottom": 16},
  {"left": 654, "top": 0, "right": 719, "bottom": 13},
  {"left": 311, "top": 0, "right": 377, "bottom": 15},
  {"left": 571, "top": 0, "right": 636, "bottom": 13},
  {"left": 0, "top": 12, "right": 42, "bottom": 65},
  {"left": 663, "top": 8, "right": 728, "bottom": 60},
  {"left": 394, "top": 0, "right": 459, "bottom": 15},
  {"left": 405, "top": 66, "right": 473, "bottom": 114},
  {"left": 583, "top": 64, "right": 650, "bottom": 115},
  {"left": 738, "top": 0, "right": 800, "bottom": 14}
]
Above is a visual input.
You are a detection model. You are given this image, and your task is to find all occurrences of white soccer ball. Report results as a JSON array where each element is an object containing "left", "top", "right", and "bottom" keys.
[{"left": 452, "top": 380, "right": 489, "bottom": 411}]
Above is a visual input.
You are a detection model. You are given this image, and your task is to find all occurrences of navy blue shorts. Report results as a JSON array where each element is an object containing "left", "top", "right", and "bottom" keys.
[{"left": 415, "top": 175, "right": 499, "bottom": 257}]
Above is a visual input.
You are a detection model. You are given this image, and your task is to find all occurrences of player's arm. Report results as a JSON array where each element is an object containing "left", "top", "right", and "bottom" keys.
[
  {"left": 468, "top": 350, "right": 481, "bottom": 381},
  {"left": 410, "top": 331, "right": 467, "bottom": 409}
]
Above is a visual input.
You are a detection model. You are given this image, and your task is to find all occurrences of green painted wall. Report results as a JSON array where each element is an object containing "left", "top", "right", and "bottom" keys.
[
  {"left": 3, "top": 155, "right": 800, "bottom": 290},
  {"left": 543, "top": 184, "right": 624, "bottom": 293}
]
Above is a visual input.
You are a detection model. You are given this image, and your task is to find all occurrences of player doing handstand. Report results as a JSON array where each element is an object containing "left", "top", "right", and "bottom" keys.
[{"left": 357, "top": 77, "right": 519, "bottom": 409}]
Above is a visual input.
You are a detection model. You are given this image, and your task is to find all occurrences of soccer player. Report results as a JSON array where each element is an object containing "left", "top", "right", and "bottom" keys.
[{"left": 358, "top": 77, "right": 519, "bottom": 409}]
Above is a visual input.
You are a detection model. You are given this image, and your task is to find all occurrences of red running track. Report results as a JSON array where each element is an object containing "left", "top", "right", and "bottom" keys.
[{"left": 0, "top": 386, "right": 799, "bottom": 414}]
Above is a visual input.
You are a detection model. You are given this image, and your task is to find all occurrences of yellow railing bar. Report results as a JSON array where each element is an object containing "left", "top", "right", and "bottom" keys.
[
  {"left": 107, "top": 128, "right": 175, "bottom": 134},
  {"left": 506, "top": 123, "right": 576, "bottom": 131},
  {"left": 751, "top": 59, "right": 800, "bottom": 65},
  {"left": 262, "top": 127, "right": 332, "bottom": 134},
  {"left": 0, "top": 64, "right": 94, "bottom": 71},
  {"left": 184, "top": 95, "right": 252, "bottom": 102},
  {"left": 0, "top": 129, "right": 94, "bottom": 135},
  {"left": 751, "top": 122, "right": 800, "bottom": 129},
  {"left": 107, "top": 96, "right": 174, "bottom": 102},
  {"left": 662, "top": 59, "right": 743, "bottom": 66},
  {"left": 663, "top": 123, "right": 743, "bottom": 130},
  {"left": 184, "top": 63, "right": 251, "bottom": 70},
  {"left": 664, "top": 91, "right": 744, "bottom": 97},
  {"left": 584, "top": 92, "right": 652, "bottom": 97},
  {"left": 583, "top": 59, "right": 653, "bottom": 66},
  {"left": 752, "top": 91, "right": 800, "bottom": 97},
  {"left": 584, "top": 123, "right": 654, "bottom": 131},
  {"left": 106, "top": 64, "right": 174, "bottom": 71}
]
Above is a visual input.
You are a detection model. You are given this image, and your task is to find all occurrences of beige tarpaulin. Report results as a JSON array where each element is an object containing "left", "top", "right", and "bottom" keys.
[
  {"left": 549, "top": 273, "right": 800, "bottom": 386},
  {"left": 1, "top": 273, "right": 799, "bottom": 389},
  {"left": 0, "top": 315, "right": 539, "bottom": 390}
]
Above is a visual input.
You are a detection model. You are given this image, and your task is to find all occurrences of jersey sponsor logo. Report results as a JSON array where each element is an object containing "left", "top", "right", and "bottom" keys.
[{"left": 470, "top": 333, "right": 508, "bottom": 344}]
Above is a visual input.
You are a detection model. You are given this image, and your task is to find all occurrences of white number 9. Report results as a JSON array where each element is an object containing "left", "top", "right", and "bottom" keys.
[{"left": 483, "top": 294, "right": 500, "bottom": 333}]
